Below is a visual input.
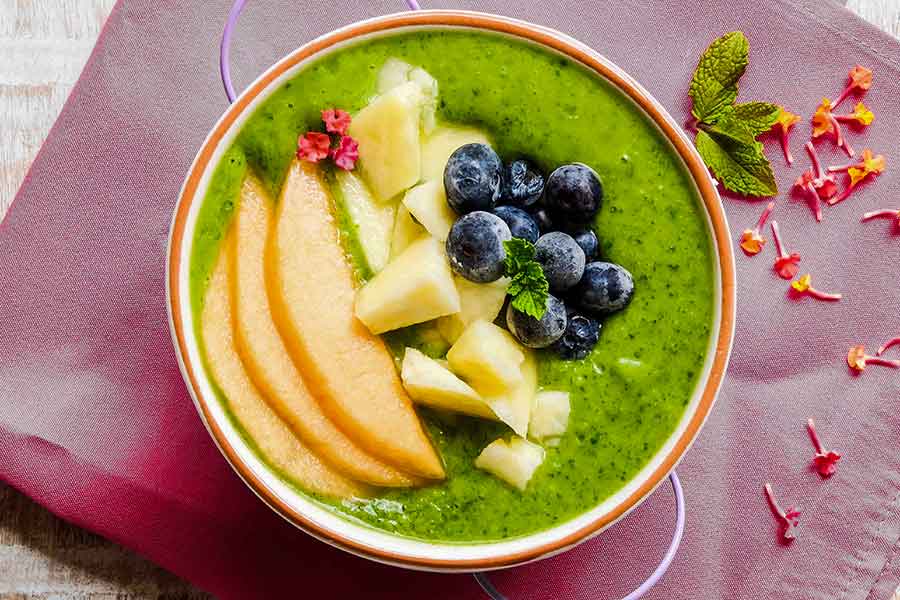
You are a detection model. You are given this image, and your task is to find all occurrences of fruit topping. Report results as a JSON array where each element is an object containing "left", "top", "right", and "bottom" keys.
[
  {"left": 529, "top": 207, "right": 555, "bottom": 233},
  {"left": 534, "top": 232, "right": 586, "bottom": 292},
  {"left": 500, "top": 159, "right": 544, "bottom": 207},
  {"left": 400, "top": 347, "right": 497, "bottom": 420},
  {"left": 528, "top": 391, "right": 571, "bottom": 445},
  {"left": 572, "top": 262, "right": 635, "bottom": 316},
  {"left": 543, "top": 163, "right": 603, "bottom": 224},
  {"left": 436, "top": 276, "right": 509, "bottom": 344},
  {"left": 475, "top": 437, "right": 545, "bottom": 491},
  {"left": 492, "top": 205, "right": 540, "bottom": 243},
  {"left": 550, "top": 311, "right": 601, "bottom": 360},
  {"left": 446, "top": 211, "right": 511, "bottom": 283},
  {"left": 402, "top": 180, "right": 457, "bottom": 241},
  {"left": 506, "top": 294, "right": 567, "bottom": 348},
  {"left": 447, "top": 320, "right": 525, "bottom": 394},
  {"left": 443, "top": 143, "right": 503, "bottom": 214},
  {"left": 570, "top": 229, "right": 599, "bottom": 260}
]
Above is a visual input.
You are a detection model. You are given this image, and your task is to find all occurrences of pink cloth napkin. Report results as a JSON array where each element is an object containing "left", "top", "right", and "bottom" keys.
[{"left": 2, "top": 0, "right": 899, "bottom": 597}]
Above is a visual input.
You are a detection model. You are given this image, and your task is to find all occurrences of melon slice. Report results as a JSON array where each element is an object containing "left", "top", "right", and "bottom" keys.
[
  {"left": 475, "top": 437, "right": 545, "bottom": 491},
  {"left": 268, "top": 161, "right": 444, "bottom": 480},
  {"left": 201, "top": 245, "right": 368, "bottom": 499},
  {"left": 230, "top": 175, "right": 421, "bottom": 487},
  {"left": 479, "top": 349, "right": 537, "bottom": 438},
  {"left": 400, "top": 347, "right": 497, "bottom": 420},
  {"left": 390, "top": 205, "right": 427, "bottom": 259},
  {"left": 529, "top": 391, "right": 571, "bottom": 444},
  {"left": 436, "top": 276, "right": 510, "bottom": 344},
  {"left": 333, "top": 170, "right": 395, "bottom": 274},
  {"left": 350, "top": 81, "right": 423, "bottom": 202},
  {"left": 446, "top": 320, "right": 524, "bottom": 394},
  {"left": 421, "top": 125, "right": 492, "bottom": 181},
  {"left": 355, "top": 236, "right": 460, "bottom": 335},
  {"left": 402, "top": 179, "right": 456, "bottom": 241}
]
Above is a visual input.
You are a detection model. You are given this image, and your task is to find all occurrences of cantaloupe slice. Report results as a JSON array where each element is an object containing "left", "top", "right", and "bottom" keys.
[
  {"left": 230, "top": 175, "right": 421, "bottom": 487},
  {"left": 201, "top": 245, "right": 369, "bottom": 499},
  {"left": 267, "top": 161, "right": 444, "bottom": 480}
]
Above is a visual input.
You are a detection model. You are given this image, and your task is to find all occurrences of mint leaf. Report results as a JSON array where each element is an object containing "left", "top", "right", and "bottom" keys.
[
  {"left": 689, "top": 31, "right": 749, "bottom": 123},
  {"left": 503, "top": 239, "right": 549, "bottom": 319},
  {"left": 733, "top": 102, "right": 780, "bottom": 134},
  {"left": 702, "top": 109, "right": 756, "bottom": 146},
  {"left": 695, "top": 130, "right": 777, "bottom": 197}
]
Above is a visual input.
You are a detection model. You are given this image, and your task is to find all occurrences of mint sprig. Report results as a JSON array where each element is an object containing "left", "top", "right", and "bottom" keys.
[
  {"left": 689, "top": 32, "right": 780, "bottom": 197},
  {"left": 503, "top": 239, "right": 549, "bottom": 320}
]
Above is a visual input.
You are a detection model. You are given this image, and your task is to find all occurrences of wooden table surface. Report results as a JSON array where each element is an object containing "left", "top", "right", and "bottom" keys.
[{"left": 0, "top": 0, "right": 897, "bottom": 597}]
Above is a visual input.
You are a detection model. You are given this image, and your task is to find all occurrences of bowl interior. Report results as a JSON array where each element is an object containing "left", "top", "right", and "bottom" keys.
[{"left": 167, "top": 10, "right": 734, "bottom": 571}]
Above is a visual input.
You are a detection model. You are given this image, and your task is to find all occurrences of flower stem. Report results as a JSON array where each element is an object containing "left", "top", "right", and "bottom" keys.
[
  {"left": 827, "top": 163, "right": 856, "bottom": 173},
  {"left": 781, "top": 131, "right": 793, "bottom": 165},
  {"left": 806, "top": 142, "right": 823, "bottom": 179},
  {"left": 861, "top": 209, "right": 899, "bottom": 222},
  {"left": 764, "top": 483, "right": 785, "bottom": 520},
  {"left": 878, "top": 337, "right": 900, "bottom": 356},
  {"left": 771, "top": 221, "right": 786, "bottom": 258},
  {"left": 828, "top": 184, "right": 855, "bottom": 206},
  {"left": 866, "top": 356, "right": 900, "bottom": 368},
  {"left": 833, "top": 87, "right": 852, "bottom": 109},
  {"left": 807, "top": 418, "right": 824, "bottom": 454},
  {"left": 804, "top": 182, "right": 823, "bottom": 221},
  {"left": 807, "top": 287, "right": 842, "bottom": 301},
  {"left": 756, "top": 202, "right": 775, "bottom": 231}
]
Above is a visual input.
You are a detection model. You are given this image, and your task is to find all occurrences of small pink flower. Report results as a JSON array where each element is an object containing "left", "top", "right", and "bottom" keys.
[
  {"left": 297, "top": 132, "right": 331, "bottom": 163},
  {"left": 764, "top": 483, "right": 801, "bottom": 542},
  {"left": 331, "top": 136, "right": 359, "bottom": 171},
  {"left": 806, "top": 418, "right": 841, "bottom": 478},
  {"left": 322, "top": 108, "right": 352, "bottom": 136}
]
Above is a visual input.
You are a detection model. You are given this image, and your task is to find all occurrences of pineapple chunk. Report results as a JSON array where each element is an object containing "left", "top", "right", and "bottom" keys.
[
  {"left": 376, "top": 58, "right": 412, "bottom": 93},
  {"left": 447, "top": 320, "right": 524, "bottom": 394},
  {"left": 480, "top": 349, "right": 536, "bottom": 437},
  {"left": 421, "top": 125, "right": 492, "bottom": 181},
  {"left": 529, "top": 391, "right": 570, "bottom": 443},
  {"left": 436, "top": 276, "right": 509, "bottom": 343},
  {"left": 402, "top": 180, "right": 457, "bottom": 241},
  {"left": 334, "top": 170, "right": 395, "bottom": 273},
  {"left": 350, "top": 81, "right": 423, "bottom": 201},
  {"left": 401, "top": 347, "right": 497, "bottom": 420},
  {"left": 475, "top": 437, "right": 545, "bottom": 491},
  {"left": 355, "top": 236, "right": 460, "bottom": 334},
  {"left": 391, "top": 205, "right": 426, "bottom": 259}
]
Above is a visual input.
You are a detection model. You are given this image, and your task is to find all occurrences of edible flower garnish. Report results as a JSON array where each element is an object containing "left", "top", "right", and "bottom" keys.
[
  {"left": 775, "top": 107, "right": 801, "bottom": 165},
  {"left": 806, "top": 141, "right": 838, "bottom": 201},
  {"left": 878, "top": 337, "right": 900, "bottom": 356},
  {"left": 833, "top": 65, "right": 873, "bottom": 109},
  {"left": 791, "top": 274, "right": 842, "bottom": 301},
  {"left": 834, "top": 101, "right": 874, "bottom": 127},
  {"left": 297, "top": 108, "right": 360, "bottom": 170},
  {"left": 771, "top": 221, "right": 801, "bottom": 279},
  {"left": 297, "top": 132, "right": 331, "bottom": 163},
  {"left": 330, "top": 136, "right": 359, "bottom": 171},
  {"left": 794, "top": 171, "right": 823, "bottom": 222},
  {"left": 322, "top": 108, "right": 352, "bottom": 135},
  {"left": 827, "top": 149, "right": 886, "bottom": 206},
  {"left": 764, "top": 483, "right": 801, "bottom": 541},
  {"left": 812, "top": 98, "right": 855, "bottom": 157},
  {"left": 847, "top": 344, "right": 900, "bottom": 372},
  {"left": 861, "top": 208, "right": 900, "bottom": 229},
  {"left": 806, "top": 418, "right": 841, "bottom": 477},
  {"left": 739, "top": 201, "right": 774, "bottom": 255}
]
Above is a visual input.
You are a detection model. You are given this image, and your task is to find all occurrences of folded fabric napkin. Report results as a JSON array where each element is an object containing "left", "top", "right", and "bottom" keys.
[{"left": 1, "top": 0, "right": 898, "bottom": 597}]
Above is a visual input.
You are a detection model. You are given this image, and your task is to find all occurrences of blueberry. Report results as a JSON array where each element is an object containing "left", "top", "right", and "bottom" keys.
[
  {"left": 573, "top": 262, "right": 634, "bottom": 315},
  {"left": 443, "top": 143, "right": 502, "bottom": 214},
  {"left": 570, "top": 229, "right": 599, "bottom": 260},
  {"left": 544, "top": 163, "right": 603, "bottom": 224},
  {"left": 445, "top": 211, "right": 511, "bottom": 283},
  {"left": 492, "top": 205, "right": 539, "bottom": 243},
  {"left": 551, "top": 313, "right": 601, "bottom": 360},
  {"left": 501, "top": 160, "right": 544, "bottom": 207},
  {"left": 534, "top": 232, "right": 586, "bottom": 293},
  {"left": 529, "top": 207, "right": 555, "bottom": 233},
  {"left": 506, "top": 295, "right": 567, "bottom": 348}
]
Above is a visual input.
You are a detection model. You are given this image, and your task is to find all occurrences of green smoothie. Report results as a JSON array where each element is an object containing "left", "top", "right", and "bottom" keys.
[{"left": 190, "top": 30, "right": 714, "bottom": 542}]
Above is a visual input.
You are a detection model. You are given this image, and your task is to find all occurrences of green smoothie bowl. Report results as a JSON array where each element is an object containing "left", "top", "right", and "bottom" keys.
[{"left": 167, "top": 10, "right": 735, "bottom": 571}]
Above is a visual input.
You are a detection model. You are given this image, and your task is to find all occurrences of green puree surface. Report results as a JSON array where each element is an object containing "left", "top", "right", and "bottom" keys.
[{"left": 190, "top": 30, "right": 715, "bottom": 542}]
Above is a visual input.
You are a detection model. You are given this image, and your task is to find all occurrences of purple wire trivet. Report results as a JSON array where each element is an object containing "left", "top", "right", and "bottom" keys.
[{"left": 218, "top": 2, "right": 687, "bottom": 597}]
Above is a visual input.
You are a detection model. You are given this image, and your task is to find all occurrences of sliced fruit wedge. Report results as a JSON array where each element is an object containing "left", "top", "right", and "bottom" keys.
[
  {"left": 475, "top": 436, "right": 545, "bottom": 491},
  {"left": 436, "top": 276, "right": 510, "bottom": 344},
  {"left": 350, "top": 81, "right": 423, "bottom": 202},
  {"left": 400, "top": 347, "right": 497, "bottom": 420},
  {"left": 268, "top": 161, "right": 444, "bottom": 480},
  {"left": 355, "top": 235, "right": 461, "bottom": 335},
  {"left": 202, "top": 243, "right": 369, "bottom": 499},
  {"left": 230, "top": 175, "right": 422, "bottom": 487},
  {"left": 333, "top": 170, "right": 395, "bottom": 274},
  {"left": 421, "top": 125, "right": 492, "bottom": 181},
  {"left": 479, "top": 349, "right": 537, "bottom": 437},
  {"left": 390, "top": 205, "right": 426, "bottom": 259}
]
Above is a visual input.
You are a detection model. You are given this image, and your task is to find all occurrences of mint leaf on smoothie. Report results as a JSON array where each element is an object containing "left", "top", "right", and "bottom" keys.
[
  {"left": 504, "top": 238, "right": 549, "bottom": 319},
  {"left": 689, "top": 32, "right": 780, "bottom": 197}
]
